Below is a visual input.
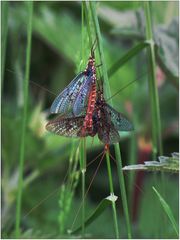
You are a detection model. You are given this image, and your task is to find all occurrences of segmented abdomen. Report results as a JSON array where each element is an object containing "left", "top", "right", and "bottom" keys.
[{"left": 81, "top": 83, "right": 96, "bottom": 136}]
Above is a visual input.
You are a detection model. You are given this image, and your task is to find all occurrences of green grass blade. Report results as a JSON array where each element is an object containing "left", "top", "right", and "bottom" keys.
[
  {"left": 80, "top": 139, "right": 86, "bottom": 237},
  {"left": 90, "top": 2, "right": 131, "bottom": 238},
  {"left": 83, "top": 1, "right": 93, "bottom": 48},
  {"left": 108, "top": 41, "right": 148, "bottom": 78},
  {"left": 15, "top": 2, "right": 33, "bottom": 238},
  {"left": 144, "top": 3, "right": 165, "bottom": 237},
  {"left": 143, "top": 2, "right": 163, "bottom": 158},
  {"left": 114, "top": 144, "right": 132, "bottom": 238},
  {"left": 1, "top": 1, "right": 9, "bottom": 91},
  {"left": 80, "top": 4, "right": 87, "bottom": 236},
  {"left": 71, "top": 196, "right": 116, "bottom": 235},
  {"left": 152, "top": 187, "right": 179, "bottom": 237},
  {"left": 105, "top": 152, "right": 119, "bottom": 238}
]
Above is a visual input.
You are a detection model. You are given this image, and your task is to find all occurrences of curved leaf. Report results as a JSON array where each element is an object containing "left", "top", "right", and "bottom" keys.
[
  {"left": 69, "top": 195, "right": 117, "bottom": 234},
  {"left": 153, "top": 187, "right": 179, "bottom": 237}
]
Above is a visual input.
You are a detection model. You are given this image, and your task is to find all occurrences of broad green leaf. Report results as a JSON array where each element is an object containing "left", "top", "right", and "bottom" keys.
[{"left": 153, "top": 187, "right": 179, "bottom": 237}]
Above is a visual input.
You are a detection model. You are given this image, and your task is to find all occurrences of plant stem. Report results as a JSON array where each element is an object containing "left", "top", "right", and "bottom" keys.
[
  {"left": 143, "top": 2, "right": 163, "bottom": 158},
  {"left": 15, "top": 2, "right": 33, "bottom": 238},
  {"left": 106, "top": 152, "right": 120, "bottom": 238},
  {"left": 84, "top": 1, "right": 93, "bottom": 48},
  {"left": 90, "top": 2, "right": 132, "bottom": 238},
  {"left": 80, "top": 3, "right": 87, "bottom": 237},
  {"left": 114, "top": 144, "right": 132, "bottom": 239},
  {"left": 80, "top": 139, "right": 86, "bottom": 237},
  {"left": 80, "top": 2, "right": 86, "bottom": 238},
  {"left": 144, "top": 3, "right": 165, "bottom": 237},
  {"left": 1, "top": 1, "right": 9, "bottom": 92},
  {"left": 128, "top": 130, "right": 137, "bottom": 210},
  {"left": 82, "top": 170, "right": 85, "bottom": 237}
]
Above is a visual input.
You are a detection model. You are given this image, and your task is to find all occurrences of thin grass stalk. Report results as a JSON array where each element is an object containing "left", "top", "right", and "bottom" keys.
[
  {"left": 83, "top": 1, "right": 93, "bottom": 48},
  {"left": 89, "top": 2, "right": 132, "bottom": 238},
  {"left": 114, "top": 144, "right": 132, "bottom": 238},
  {"left": 1, "top": 1, "right": 9, "bottom": 92},
  {"left": 143, "top": 2, "right": 163, "bottom": 158},
  {"left": 144, "top": 2, "right": 166, "bottom": 237},
  {"left": 68, "top": 141, "right": 77, "bottom": 185},
  {"left": 80, "top": 3, "right": 86, "bottom": 236},
  {"left": 106, "top": 153, "right": 119, "bottom": 238},
  {"left": 15, "top": 2, "right": 33, "bottom": 238},
  {"left": 128, "top": 54, "right": 143, "bottom": 211},
  {"left": 80, "top": 139, "right": 86, "bottom": 237},
  {"left": 128, "top": 131, "right": 137, "bottom": 210}
]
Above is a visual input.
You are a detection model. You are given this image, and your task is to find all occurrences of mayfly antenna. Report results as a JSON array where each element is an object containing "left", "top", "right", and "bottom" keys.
[{"left": 106, "top": 70, "right": 148, "bottom": 102}]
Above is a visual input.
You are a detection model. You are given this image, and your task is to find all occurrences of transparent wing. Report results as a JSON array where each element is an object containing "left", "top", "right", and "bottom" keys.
[
  {"left": 73, "top": 75, "right": 94, "bottom": 116},
  {"left": 105, "top": 103, "right": 134, "bottom": 131},
  {"left": 50, "top": 72, "right": 87, "bottom": 115},
  {"left": 46, "top": 114, "right": 96, "bottom": 138},
  {"left": 97, "top": 109, "right": 120, "bottom": 144},
  {"left": 46, "top": 115, "right": 85, "bottom": 137}
]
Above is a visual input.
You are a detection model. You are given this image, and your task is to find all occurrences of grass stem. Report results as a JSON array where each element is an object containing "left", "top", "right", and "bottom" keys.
[
  {"left": 144, "top": 2, "right": 165, "bottom": 237},
  {"left": 143, "top": 2, "right": 163, "bottom": 157},
  {"left": 106, "top": 152, "right": 119, "bottom": 238},
  {"left": 80, "top": 139, "right": 86, "bottom": 237},
  {"left": 90, "top": 2, "right": 132, "bottom": 238},
  {"left": 15, "top": 2, "right": 33, "bottom": 238},
  {"left": 1, "top": 1, "right": 9, "bottom": 92},
  {"left": 80, "top": 4, "right": 87, "bottom": 237},
  {"left": 114, "top": 144, "right": 132, "bottom": 239}
]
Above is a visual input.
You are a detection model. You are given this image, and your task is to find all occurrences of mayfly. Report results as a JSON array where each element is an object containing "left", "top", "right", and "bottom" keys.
[
  {"left": 46, "top": 81, "right": 134, "bottom": 145},
  {"left": 50, "top": 43, "right": 97, "bottom": 117}
]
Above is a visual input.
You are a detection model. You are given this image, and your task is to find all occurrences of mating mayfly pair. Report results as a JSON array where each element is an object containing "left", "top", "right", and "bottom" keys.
[{"left": 46, "top": 46, "right": 134, "bottom": 146}]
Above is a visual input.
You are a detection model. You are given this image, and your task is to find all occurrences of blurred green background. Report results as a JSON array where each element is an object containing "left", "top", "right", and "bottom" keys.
[{"left": 2, "top": 1, "right": 179, "bottom": 239}]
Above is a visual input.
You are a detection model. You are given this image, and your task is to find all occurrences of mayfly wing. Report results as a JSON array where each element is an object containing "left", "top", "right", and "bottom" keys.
[
  {"left": 50, "top": 72, "right": 86, "bottom": 115},
  {"left": 46, "top": 115, "right": 85, "bottom": 137},
  {"left": 105, "top": 103, "right": 134, "bottom": 131},
  {"left": 97, "top": 107, "right": 120, "bottom": 144},
  {"left": 98, "top": 120, "right": 120, "bottom": 144},
  {"left": 73, "top": 73, "right": 94, "bottom": 116}
]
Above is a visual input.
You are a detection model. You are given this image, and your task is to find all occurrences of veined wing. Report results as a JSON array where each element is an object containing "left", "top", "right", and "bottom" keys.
[
  {"left": 46, "top": 115, "right": 85, "bottom": 137},
  {"left": 105, "top": 103, "right": 134, "bottom": 131},
  {"left": 73, "top": 75, "right": 94, "bottom": 116},
  {"left": 46, "top": 115, "right": 96, "bottom": 138},
  {"left": 97, "top": 109, "right": 120, "bottom": 144},
  {"left": 50, "top": 72, "right": 89, "bottom": 115}
]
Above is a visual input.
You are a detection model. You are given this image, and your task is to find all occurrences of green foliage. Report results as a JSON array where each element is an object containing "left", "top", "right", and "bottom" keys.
[
  {"left": 153, "top": 187, "right": 179, "bottom": 237},
  {"left": 2, "top": 1, "right": 178, "bottom": 239},
  {"left": 138, "top": 175, "right": 178, "bottom": 238},
  {"left": 71, "top": 195, "right": 117, "bottom": 234},
  {"left": 15, "top": 2, "right": 33, "bottom": 237},
  {"left": 1, "top": 1, "right": 9, "bottom": 86},
  {"left": 98, "top": 3, "right": 179, "bottom": 86},
  {"left": 58, "top": 143, "right": 80, "bottom": 234}
]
